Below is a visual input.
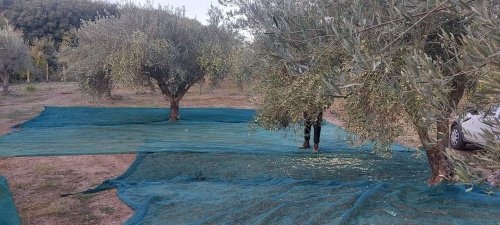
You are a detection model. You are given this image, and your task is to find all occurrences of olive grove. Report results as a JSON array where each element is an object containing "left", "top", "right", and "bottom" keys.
[
  {"left": 222, "top": 0, "right": 499, "bottom": 185},
  {"left": 62, "top": 5, "right": 237, "bottom": 120}
]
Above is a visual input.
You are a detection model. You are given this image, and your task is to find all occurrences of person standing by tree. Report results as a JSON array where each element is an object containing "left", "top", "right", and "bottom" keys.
[{"left": 299, "top": 111, "right": 323, "bottom": 152}]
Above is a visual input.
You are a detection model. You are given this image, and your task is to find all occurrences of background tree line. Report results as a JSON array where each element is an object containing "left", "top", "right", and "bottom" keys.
[
  {"left": 0, "top": 0, "right": 118, "bottom": 85},
  {"left": 1, "top": 0, "right": 118, "bottom": 44}
]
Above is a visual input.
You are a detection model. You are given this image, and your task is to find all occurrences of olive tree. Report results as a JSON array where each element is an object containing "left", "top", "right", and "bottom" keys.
[
  {"left": 65, "top": 5, "right": 235, "bottom": 120},
  {"left": 443, "top": 3, "right": 499, "bottom": 186},
  {"left": 59, "top": 17, "right": 119, "bottom": 99},
  {"left": 224, "top": 0, "right": 498, "bottom": 185},
  {"left": 330, "top": 0, "right": 499, "bottom": 185},
  {"left": 199, "top": 4, "right": 240, "bottom": 87},
  {"left": 221, "top": 0, "right": 349, "bottom": 130},
  {"left": 30, "top": 38, "right": 57, "bottom": 81},
  {"left": 0, "top": 27, "right": 32, "bottom": 94},
  {"left": 228, "top": 45, "right": 259, "bottom": 89}
]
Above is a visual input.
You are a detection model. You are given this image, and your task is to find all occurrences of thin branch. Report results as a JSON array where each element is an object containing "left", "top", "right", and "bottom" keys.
[
  {"left": 355, "top": 0, "right": 475, "bottom": 34},
  {"left": 376, "top": 0, "right": 451, "bottom": 57},
  {"left": 260, "top": 0, "right": 476, "bottom": 43}
]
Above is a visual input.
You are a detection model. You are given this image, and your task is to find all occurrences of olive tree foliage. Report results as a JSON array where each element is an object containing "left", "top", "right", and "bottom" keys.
[
  {"left": 224, "top": 0, "right": 498, "bottom": 185},
  {"left": 443, "top": 3, "right": 500, "bottom": 186},
  {"left": 59, "top": 17, "right": 118, "bottom": 99},
  {"left": 63, "top": 5, "right": 236, "bottom": 120},
  {"left": 229, "top": 45, "right": 260, "bottom": 89},
  {"left": 30, "top": 37, "right": 57, "bottom": 80},
  {"left": 199, "top": 4, "right": 240, "bottom": 87},
  {"left": 220, "top": 0, "right": 350, "bottom": 130},
  {"left": 0, "top": 27, "right": 32, "bottom": 94},
  {"left": 0, "top": 16, "right": 7, "bottom": 29},
  {"left": 331, "top": 0, "right": 499, "bottom": 185},
  {"left": 328, "top": 1, "right": 469, "bottom": 185}
]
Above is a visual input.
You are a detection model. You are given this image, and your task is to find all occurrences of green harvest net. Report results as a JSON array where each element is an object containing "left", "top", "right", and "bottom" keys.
[
  {"left": 0, "top": 107, "right": 326, "bottom": 156},
  {"left": 0, "top": 107, "right": 499, "bottom": 224},
  {"left": 0, "top": 176, "right": 20, "bottom": 225},
  {"left": 88, "top": 152, "right": 500, "bottom": 225}
]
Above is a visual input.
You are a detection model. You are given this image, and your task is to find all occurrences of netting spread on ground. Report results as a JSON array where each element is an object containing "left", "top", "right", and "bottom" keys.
[
  {"left": 91, "top": 151, "right": 500, "bottom": 225},
  {"left": 1, "top": 107, "right": 499, "bottom": 224},
  {"left": 0, "top": 106, "right": 360, "bottom": 156},
  {"left": 0, "top": 176, "right": 20, "bottom": 225}
]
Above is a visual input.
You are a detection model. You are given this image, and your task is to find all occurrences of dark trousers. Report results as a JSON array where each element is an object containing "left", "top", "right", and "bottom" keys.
[{"left": 304, "top": 111, "right": 322, "bottom": 144}]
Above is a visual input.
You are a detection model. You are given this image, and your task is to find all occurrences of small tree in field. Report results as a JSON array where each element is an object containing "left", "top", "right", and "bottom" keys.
[
  {"left": 67, "top": 5, "right": 235, "bottom": 120},
  {"left": 59, "top": 17, "right": 119, "bottom": 99},
  {"left": 0, "top": 27, "right": 32, "bottom": 94},
  {"left": 30, "top": 38, "right": 57, "bottom": 81}
]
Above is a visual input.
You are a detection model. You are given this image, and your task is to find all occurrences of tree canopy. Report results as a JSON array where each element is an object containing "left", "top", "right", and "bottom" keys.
[
  {"left": 61, "top": 5, "right": 237, "bottom": 120},
  {"left": 222, "top": 0, "right": 499, "bottom": 185},
  {"left": 0, "top": 27, "right": 33, "bottom": 93},
  {"left": 221, "top": 0, "right": 350, "bottom": 130},
  {"left": 59, "top": 15, "right": 118, "bottom": 99}
]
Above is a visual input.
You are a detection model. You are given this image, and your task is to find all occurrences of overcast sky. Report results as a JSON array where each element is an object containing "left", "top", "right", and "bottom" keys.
[{"left": 105, "top": 0, "right": 221, "bottom": 25}]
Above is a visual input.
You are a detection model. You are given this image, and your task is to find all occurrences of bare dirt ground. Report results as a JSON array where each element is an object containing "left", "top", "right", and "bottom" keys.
[{"left": 0, "top": 81, "right": 256, "bottom": 225}]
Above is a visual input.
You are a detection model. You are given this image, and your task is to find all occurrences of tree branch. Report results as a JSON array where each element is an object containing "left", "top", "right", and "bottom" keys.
[
  {"left": 355, "top": 0, "right": 475, "bottom": 34},
  {"left": 376, "top": 0, "right": 451, "bottom": 57},
  {"left": 263, "top": 0, "right": 476, "bottom": 44}
]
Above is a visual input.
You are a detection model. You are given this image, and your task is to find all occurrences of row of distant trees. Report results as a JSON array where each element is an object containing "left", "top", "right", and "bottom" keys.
[{"left": 0, "top": 0, "right": 118, "bottom": 90}]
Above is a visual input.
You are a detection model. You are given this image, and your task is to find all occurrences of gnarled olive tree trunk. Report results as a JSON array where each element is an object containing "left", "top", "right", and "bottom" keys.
[
  {"left": 169, "top": 98, "right": 180, "bottom": 121},
  {"left": 415, "top": 121, "right": 454, "bottom": 185},
  {"left": 415, "top": 74, "right": 466, "bottom": 185},
  {"left": 426, "top": 142, "right": 454, "bottom": 184},
  {"left": 156, "top": 79, "right": 197, "bottom": 121}
]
